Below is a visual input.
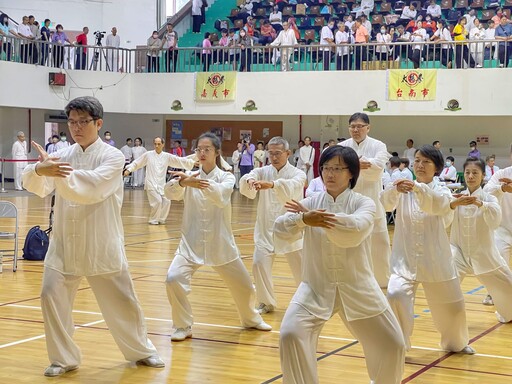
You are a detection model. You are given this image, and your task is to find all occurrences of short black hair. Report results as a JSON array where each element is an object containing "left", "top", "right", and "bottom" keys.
[
  {"left": 126, "top": 138, "right": 133, "bottom": 142},
  {"left": 104, "top": 131, "right": 111, "bottom": 135},
  {"left": 175, "top": 140, "right": 181, "bottom": 145},
  {"left": 64, "top": 96, "right": 103, "bottom": 119},
  {"left": 463, "top": 157, "right": 485, "bottom": 173},
  {"left": 469, "top": 140, "right": 477, "bottom": 146},
  {"left": 432, "top": 140, "right": 440, "bottom": 146},
  {"left": 401, "top": 157, "right": 410, "bottom": 167},
  {"left": 415, "top": 145, "right": 444, "bottom": 176},
  {"left": 44, "top": 18, "right": 50, "bottom": 24},
  {"left": 391, "top": 151, "right": 399, "bottom": 157},
  {"left": 204, "top": 32, "right": 210, "bottom": 38},
  {"left": 446, "top": 156, "right": 455, "bottom": 162},
  {"left": 52, "top": 134, "right": 59, "bottom": 140},
  {"left": 348, "top": 112, "right": 370, "bottom": 124},
  {"left": 319, "top": 146, "right": 360, "bottom": 189},
  {"left": 389, "top": 156, "right": 401, "bottom": 168}
]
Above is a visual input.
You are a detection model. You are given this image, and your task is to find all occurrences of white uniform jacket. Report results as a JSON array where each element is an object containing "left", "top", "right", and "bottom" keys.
[
  {"left": 22, "top": 138, "right": 128, "bottom": 276},
  {"left": 12, "top": 140, "right": 27, "bottom": 164},
  {"left": 380, "top": 179, "right": 457, "bottom": 282},
  {"left": 126, "top": 150, "right": 195, "bottom": 194},
  {"left": 339, "top": 137, "right": 390, "bottom": 228},
  {"left": 484, "top": 166, "right": 512, "bottom": 245},
  {"left": 274, "top": 189, "right": 389, "bottom": 321},
  {"left": 240, "top": 163, "right": 306, "bottom": 255},
  {"left": 450, "top": 187, "right": 506, "bottom": 275},
  {"left": 164, "top": 167, "right": 240, "bottom": 266}
]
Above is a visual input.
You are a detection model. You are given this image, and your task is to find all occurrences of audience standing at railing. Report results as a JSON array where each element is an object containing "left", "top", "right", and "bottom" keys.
[
  {"left": 270, "top": 20, "right": 297, "bottom": 71},
  {"left": 75, "top": 27, "right": 89, "bottom": 70},
  {"left": 0, "top": 13, "right": 20, "bottom": 61},
  {"left": 147, "top": 30, "right": 161, "bottom": 73},
  {"left": 105, "top": 27, "right": 121, "bottom": 72},
  {"left": 239, "top": 28, "right": 253, "bottom": 71},
  {"left": 202, "top": 32, "right": 212, "bottom": 72},
  {"left": 18, "top": 16, "right": 34, "bottom": 64},
  {"left": 162, "top": 23, "right": 178, "bottom": 73},
  {"left": 51, "top": 24, "right": 71, "bottom": 68},
  {"left": 495, "top": 15, "right": 512, "bottom": 67}
]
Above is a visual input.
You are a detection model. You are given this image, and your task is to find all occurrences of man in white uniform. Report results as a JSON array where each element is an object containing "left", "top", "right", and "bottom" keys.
[
  {"left": 270, "top": 20, "right": 298, "bottom": 71},
  {"left": 12, "top": 131, "right": 28, "bottom": 190},
  {"left": 339, "top": 112, "right": 391, "bottom": 287},
  {"left": 22, "top": 96, "right": 164, "bottom": 377},
  {"left": 105, "top": 27, "right": 121, "bottom": 72},
  {"left": 231, "top": 142, "right": 243, "bottom": 188},
  {"left": 124, "top": 137, "right": 195, "bottom": 225},
  {"left": 403, "top": 139, "right": 416, "bottom": 168},
  {"left": 120, "top": 137, "right": 133, "bottom": 162},
  {"left": 240, "top": 137, "right": 307, "bottom": 314},
  {"left": 299, "top": 136, "right": 315, "bottom": 185}
]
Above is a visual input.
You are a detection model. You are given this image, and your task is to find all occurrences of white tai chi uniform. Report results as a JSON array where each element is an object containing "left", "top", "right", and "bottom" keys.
[
  {"left": 305, "top": 176, "right": 325, "bottom": 197},
  {"left": 126, "top": 150, "right": 195, "bottom": 224},
  {"left": 231, "top": 149, "right": 242, "bottom": 188},
  {"left": 11, "top": 139, "right": 27, "bottom": 190},
  {"left": 275, "top": 190, "right": 405, "bottom": 384},
  {"left": 130, "top": 146, "right": 147, "bottom": 187},
  {"left": 164, "top": 167, "right": 265, "bottom": 329},
  {"left": 240, "top": 163, "right": 306, "bottom": 308},
  {"left": 484, "top": 167, "right": 512, "bottom": 264},
  {"left": 339, "top": 137, "right": 391, "bottom": 287},
  {"left": 105, "top": 33, "right": 121, "bottom": 72},
  {"left": 299, "top": 145, "right": 315, "bottom": 185},
  {"left": 403, "top": 147, "right": 416, "bottom": 168},
  {"left": 22, "top": 138, "right": 158, "bottom": 368},
  {"left": 120, "top": 145, "right": 132, "bottom": 162},
  {"left": 380, "top": 179, "right": 469, "bottom": 351},
  {"left": 451, "top": 187, "right": 512, "bottom": 322}
]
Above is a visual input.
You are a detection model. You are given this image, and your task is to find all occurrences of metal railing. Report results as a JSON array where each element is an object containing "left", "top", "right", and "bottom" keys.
[{"left": 1, "top": 35, "right": 510, "bottom": 73}]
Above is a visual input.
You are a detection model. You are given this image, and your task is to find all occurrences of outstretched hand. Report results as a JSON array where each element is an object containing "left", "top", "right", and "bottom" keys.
[
  {"left": 285, "top": 200, "right": 337, "bottom": 228},
  {"left": 172, "top": 171, "right": 210, "bottom": 189},
  {"left": 32, "top": 141, "right": 73, "bottom": 178}
]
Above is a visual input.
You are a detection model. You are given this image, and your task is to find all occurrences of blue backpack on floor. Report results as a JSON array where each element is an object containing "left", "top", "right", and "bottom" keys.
[{"left": 22, "top": 226, "right": 50, "bottom": 261}]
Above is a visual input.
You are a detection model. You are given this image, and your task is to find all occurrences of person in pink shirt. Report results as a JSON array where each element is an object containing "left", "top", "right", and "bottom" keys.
[
  {"left": 202, "top": 32, "right": 212, "bottom": 71},
  {"left": 354, "top": 17, "right": 369, "bottom": 70}
]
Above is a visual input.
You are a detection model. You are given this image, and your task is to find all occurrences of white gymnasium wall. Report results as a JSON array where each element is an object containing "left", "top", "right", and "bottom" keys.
[{"left": 0, "top": 0, "right": 157, "bottom": 49}]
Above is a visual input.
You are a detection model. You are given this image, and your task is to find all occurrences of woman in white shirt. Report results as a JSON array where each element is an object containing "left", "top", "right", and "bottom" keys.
[
  {"left": 439, "top": 156, "right": 457, "bottom": 182},
  {"left": 451, "top": 157, "right": 512, "bottom": 323},
  {"left": 335, "top": 22, "right": 352, "bottom": 70},
  {"left": 409, "top": 20, "right": 427, "bottom": 69},
  {"left": 381, "top": 145, "right": 474, "bottom": 354},
  {"left": 269, "top": 6, "right": 283, "bottom": 33},
  {"left": 376, "top": 25, "right": 392, "bottom": 62},
  {"left": 276, "top": 145, "right": 405, "bottom": 384},
  {"left": 164, "top": 133, "right": 271, "bottom": 341},
  {"left": 131, "top": 137, "right": 147, "bottom": 187},
  {"left": 469, "top": 18, "right": 486, "bottom": 67},
  {"left": 431, "top": 20, "right": 453, "bottom": 68}
]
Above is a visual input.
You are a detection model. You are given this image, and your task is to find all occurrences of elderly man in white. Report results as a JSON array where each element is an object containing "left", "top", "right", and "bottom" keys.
[
  {"left": 339, "top": 112, "right": 391, "bottom": 288},
  {"left": 22, "top": 96, "right": 164, "bottom": 377},
  {"left": 105, "top": 27, "right": 121, "bottom": 72},
  {"left": 240, "top": 136, "right": 307, "bottom": 314},
  {"left": 124, "top": 137, "right": 195, "bottom": 225},
  {"left": 12, "top": 131, "right": 28, "bottom": 190},
  {"left": 271, "top": 20, "right": 298, "bottom": 71}
]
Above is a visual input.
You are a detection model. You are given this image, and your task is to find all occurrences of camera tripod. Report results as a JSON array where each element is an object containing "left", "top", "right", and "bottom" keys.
[{"left": 89, "top": 43, "right": 111, "bottom": 71}]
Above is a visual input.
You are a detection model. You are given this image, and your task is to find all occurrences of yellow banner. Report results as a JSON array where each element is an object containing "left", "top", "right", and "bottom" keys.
[
  {"left": 195, "top": 72, "right": 236, "bottom": 101},
  {"left": 387, "top": 69, "right": 437, "bottom": 101}
]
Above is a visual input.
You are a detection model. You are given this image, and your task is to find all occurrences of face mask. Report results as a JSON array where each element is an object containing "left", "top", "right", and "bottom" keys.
[
  {"left": 57, "top": 29, "right": 63, "bottom": 32},
  {"left": 470, "top": 146, "right": 475, "bottom": 150},
  {"left": 60, "top": 136, "right": 67, "bottom": 142},
  {"left": 445, "top": 161, "right": 452, "bottom": 167},
  {"left": 105, "top": 135, "right": 111, "bottom": 140},
  {"left": 426, "top": 18, "right": 431, "bottom": 21},
  {"left": 381, "top": 29, "right": 386, "bottom": 33},
  {"left": 329, "top": 24, "right": 334, "bottom": 28}
]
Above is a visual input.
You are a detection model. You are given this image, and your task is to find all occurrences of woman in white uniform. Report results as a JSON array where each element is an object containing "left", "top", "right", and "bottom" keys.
[
  {"left": 164, "top": 132, "right": 272, "bottom": 341},
  {"left": 451, "top": 157, "right": 512, "bottom": 323},
  {"left": 381, "top": 145, "right": 474, "bottom": 354},
  {"left": 131, "top": 137, "right": 147, "bottom": 187},
  {"left": 276, "top": 145, "right": 405, "bottom": 384}
]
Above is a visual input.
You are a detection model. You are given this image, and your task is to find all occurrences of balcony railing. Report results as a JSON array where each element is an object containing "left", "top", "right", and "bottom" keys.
[{"left": 1, "top": 35, "right": 509, "bottom": 73}]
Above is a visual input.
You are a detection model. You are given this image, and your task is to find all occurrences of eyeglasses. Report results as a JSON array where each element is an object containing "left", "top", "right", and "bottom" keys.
[
  {"left": 67, "top": 118, "right": 96, "bottom": 128},
  {"left": 194, "top": 146, "right": 215, "bottom": 154},
  {"left": 348, "top": 124, "right": 368, "bottom": 131},
  {"left": 320, "top": 166, "right": 349, "bottom": 174},
  {"left": 267, "top": 151, "right": 286, "bottom": 157}
]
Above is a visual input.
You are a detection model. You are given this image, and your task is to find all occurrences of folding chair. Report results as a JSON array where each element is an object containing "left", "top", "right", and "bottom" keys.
[{"left": 0, "top": 201, "right": 18, "bottom": 272}]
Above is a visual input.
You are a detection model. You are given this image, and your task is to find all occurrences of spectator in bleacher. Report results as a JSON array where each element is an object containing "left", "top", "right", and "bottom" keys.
[
  {"left": 105, "top": 27, "right": 121, "bottom": 72},
  {"left": 392, "top": 24, "right": 410, "bottom": 60},
  {"left": 485, "top": 155, "right": 499, "bottom": 182},
  {"left": 288, "top": 16, "right": 301, "bottom": 40},
  {"left": 376, "top": 25, "right": 392, "bottom": 62},
  {"left": 162, "top": 23, "right": 179, "bottom": 73},
  {"left": 238, "top": 28, "right": 253, "bottom": 72},
  {"left": 146, "top": 31, "right": 161, "bottom": 72},
  {"left": 270, "top": 20, "right": 297, "bottom": 71},
  {"left": 361, "top": 14, "right": 373, "bottom": 36},
  {"left": 336, "top": 22, "right": 352, "bottom": 70},
  {"left": 426, "top": 0, "right": 442, "bottom": 21},
  {"left": 484, "top": 20, "right": 497, "bottom": 61},
  {"left": 354, "top": 0, "right": 375, "bottom": 18},
  {"left": 245, "top": 16, "right": 259, "bottom": 44},
  {"left": 409, "top": 19, "right": 427, "bottom": 68},
  {"left": 492, "top": 8, "right": 504, "bottom": 27},
  {"left": 398, "top": 3, "right": 417, "bottom": 27},
  {"left": 259, "top": 20, "right": 276, "bottom": 45},
  {"left": 52, "top": 24, "right": 71, "bottom": 68},
  {"left": 405, "top": 15, "right": 421, "bottom": 33},
  {"left": 469, "top": 19, "right": 486, "bottom": 67},
  {"left": 218, "top": 28, "right": 230, "bottom": 64},
  {"left": 354, "top": 16, "right": 370, "bottom": 70},
  {"left": 227, "top": 29, "right": 240, "bottom": 70},
  {"left": 192, "top": 0, "right": 202, "bottom": 33},
  {"left": 28, "top": 15, "right": 40, "bottom": 64},
  {"left": 0, "top": 13, "right": 21, "bottom": 62},
  {"left": 240, "top": 0, "right": 255, "bottom": 19},
  {"left": 269, "top": 6, "right": 283, "bottom": 33},
  {"left": 39, "top": 18, "right": 51, "bottom": 65},
  {"left": 345, "top": 15, "right": 355, "bottom": 30},
  {"left": 18, "top": 16, "right": 34, "bottom": 64},
  {"left": 202, "top": 32, "right": 213, "bottom": 72},
  {"left": 75, "top": 27, "right": 89, "bottom": 70},
  {"left": 320, "top": 18, "right": 336, "bottom": 71},
  {"left": 453, "top": 17, "right": 477, "bottom": 68},
  {"left": 463, "top": 9, "right": 477, "bottom": 33},
  {"left": 431, "top": 19, "right": 453, "bottom": 68},
  {"left": 423, "top": 15, "right": 437, "bottom": 37},
  {"left": 495, "top": 15, "right": 512, "bottom": 68}
]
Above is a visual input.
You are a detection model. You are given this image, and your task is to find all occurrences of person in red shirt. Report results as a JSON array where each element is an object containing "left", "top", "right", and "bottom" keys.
[{"left": 75, "top": 26, "right": 89, "bottom": 70}]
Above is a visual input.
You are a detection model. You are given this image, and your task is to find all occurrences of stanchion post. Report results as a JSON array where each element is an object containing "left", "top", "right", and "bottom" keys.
[{"left": 0, "top": 158, "right": 7, "bottom": 193}]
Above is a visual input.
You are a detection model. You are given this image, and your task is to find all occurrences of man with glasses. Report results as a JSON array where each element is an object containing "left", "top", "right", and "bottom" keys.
[
  {"left": 22, "top": 96, "right": 165, "bottom": 377},
  {"left": 339, "top": 112, "right": 392, "bottom": 288},
  {"left": 240, "top": 137, "right": 307, "bottom": 314},
  {"left": 124, "top": 136, "right": 195, "bottom": 225}
]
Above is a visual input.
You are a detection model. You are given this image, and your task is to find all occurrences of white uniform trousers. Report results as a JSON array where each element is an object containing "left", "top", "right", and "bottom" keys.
[
  {"left": 496, "top": 233, "right": 512, "bottom": 264},
  {"left": 166, "top": 254, "right": 264, "bottom": 329},
  {"left": 14, "top": 163, "right": 26, "bottom": 190},
  {"left": 369, "top": 229, "right": 391, "bottom": 288},
  {"left": 253, "top": 248, "right": 302, "bottom": 307},
  {"left": 300, "top": 166, "right": 314, "bottom": 186},
  {"left": 458, "top": 264, "right": 512, "bottom": 322},
  {"left": 387, "top": 273, "right": 468, "bottom": 351},
  {"left": 280, "top": 301, "right": 405, "bottom": 384},
  {"left": 146, "top": 189, "right": 171, "bottom": 223},
  {"left": 133, "top": 168, "right": 145, "bottom": 187},
  {"left": 234, "top": 170, "right": 240, "bottom": 189},
  {"left": 41, "top": 267, "right": 158, "bottom": 368}
]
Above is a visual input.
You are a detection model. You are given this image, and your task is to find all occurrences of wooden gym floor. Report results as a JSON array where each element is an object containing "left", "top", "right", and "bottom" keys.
[{"left": 0, "top": 187, "right": 511, "bottom": 383}]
